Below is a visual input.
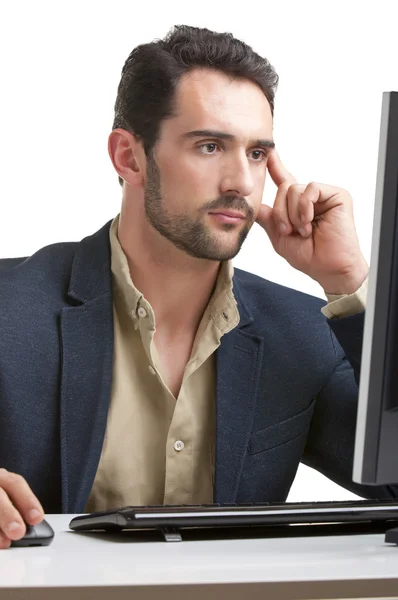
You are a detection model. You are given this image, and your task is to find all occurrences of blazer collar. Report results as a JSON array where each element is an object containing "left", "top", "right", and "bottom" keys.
[{"left": 67, "top": 220, "right": 114, "bottom": 304}]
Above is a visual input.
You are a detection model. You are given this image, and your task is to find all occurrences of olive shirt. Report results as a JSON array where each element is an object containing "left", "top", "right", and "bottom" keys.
[{"left": 85, "top": 215, "right": 368, "bottom": 511}]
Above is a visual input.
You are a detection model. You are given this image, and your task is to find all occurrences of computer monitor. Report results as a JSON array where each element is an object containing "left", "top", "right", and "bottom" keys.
[{"left": 353, "top": 91, "right": 398, "bottom": 485}]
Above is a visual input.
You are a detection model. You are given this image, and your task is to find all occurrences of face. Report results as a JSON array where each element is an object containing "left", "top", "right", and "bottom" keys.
[{"left": 144, "top": 68, "right": 274, "bottom": 261}]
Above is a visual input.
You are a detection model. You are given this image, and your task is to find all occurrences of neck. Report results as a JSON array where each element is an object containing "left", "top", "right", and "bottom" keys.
[{"left": 117, "top": 197, "right": 222, "bottom": 334}]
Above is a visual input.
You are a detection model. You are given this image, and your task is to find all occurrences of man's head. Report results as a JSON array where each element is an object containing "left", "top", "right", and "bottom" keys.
[{"left": 109, "top": 25, "right": 278, "bottom": 261}]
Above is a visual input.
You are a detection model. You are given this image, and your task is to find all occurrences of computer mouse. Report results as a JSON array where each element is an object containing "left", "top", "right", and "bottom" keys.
[{"left": 10, "top": 519, "right": 55, "bottom": 547}]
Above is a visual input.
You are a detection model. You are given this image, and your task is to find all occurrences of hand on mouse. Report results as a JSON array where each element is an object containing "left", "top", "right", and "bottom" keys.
[{"left": 0, "top": 468, "right": 44, "bottom": 549}]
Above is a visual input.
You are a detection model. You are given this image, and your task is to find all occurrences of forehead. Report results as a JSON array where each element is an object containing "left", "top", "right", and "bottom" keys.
[{"left": 164, "top": 68, "right": 273, "bottom": 139}]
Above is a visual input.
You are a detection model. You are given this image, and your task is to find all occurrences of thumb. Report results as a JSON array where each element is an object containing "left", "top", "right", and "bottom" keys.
[{"left": 255, "top": 204, "right": 278, "bottom": 243}]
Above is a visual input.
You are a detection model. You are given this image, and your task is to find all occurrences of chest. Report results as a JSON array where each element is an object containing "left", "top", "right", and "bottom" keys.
[{"left": 154, "top": 332, "right": 196, "bottom": 398}]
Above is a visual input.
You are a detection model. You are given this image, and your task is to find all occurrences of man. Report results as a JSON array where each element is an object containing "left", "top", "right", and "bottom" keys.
[{"left": 0, "top": 24, "right": 397, "bottom": 549}]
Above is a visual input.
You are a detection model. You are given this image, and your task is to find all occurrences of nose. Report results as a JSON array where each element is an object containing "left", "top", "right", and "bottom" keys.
[{"left": 219, "top": 151, "right": 255, "bottom": 198}]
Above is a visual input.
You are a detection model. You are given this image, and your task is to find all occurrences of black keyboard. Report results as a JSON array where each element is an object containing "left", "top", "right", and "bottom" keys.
[{"left": 69, "top": 498, "right": 398, "bottom": 542}]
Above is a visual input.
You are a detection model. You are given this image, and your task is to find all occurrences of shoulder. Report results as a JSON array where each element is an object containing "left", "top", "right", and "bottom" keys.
[
  {"left": 233, "top": 267, "right": 326, "bottom": 315},
  {"left": 0, "top": 240, "right": 79, "bottom": 304},
  {"left": 0, "top": 220, "right": 113, "bottom": 314},
  {"left": 232, "top": 268, "right": 339, "bottom": 369}
]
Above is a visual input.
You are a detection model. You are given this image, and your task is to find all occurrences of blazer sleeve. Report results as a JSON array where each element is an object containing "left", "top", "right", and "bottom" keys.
[{"left": 302, "top": 311, "right": 398, "bottom": 499}]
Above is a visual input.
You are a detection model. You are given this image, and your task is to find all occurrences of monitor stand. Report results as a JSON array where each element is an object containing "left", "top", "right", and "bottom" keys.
[
  {"left": 161, "top": 527, "right": 182, "bottom": 542},
  {"left": 385, "top": 527, "right": 398, "bottom": 544}
]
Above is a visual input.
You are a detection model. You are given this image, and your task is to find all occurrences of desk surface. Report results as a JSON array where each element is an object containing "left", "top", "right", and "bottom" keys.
[{"left": 1, "top": 514, "right": 398, "bottom": 600}]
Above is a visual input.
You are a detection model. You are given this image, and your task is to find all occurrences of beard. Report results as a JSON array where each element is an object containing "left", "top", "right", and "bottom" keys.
[{"left": 143, "top": 155, "right": 254, "bottom": 261}]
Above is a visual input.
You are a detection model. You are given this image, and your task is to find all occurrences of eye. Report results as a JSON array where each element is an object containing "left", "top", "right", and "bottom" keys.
[
  {"left": 198, "top": 143, "right": 219, "bottom": 155},
  {"left": 250, "top": 150, "right": 267, "bottom": 162}
]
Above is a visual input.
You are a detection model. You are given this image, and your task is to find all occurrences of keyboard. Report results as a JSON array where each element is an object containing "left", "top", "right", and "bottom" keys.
[{"left": 69, "top": 499, "right": 398, "bottom": 542}]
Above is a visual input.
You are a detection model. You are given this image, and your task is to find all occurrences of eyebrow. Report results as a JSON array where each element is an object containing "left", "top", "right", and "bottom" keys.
[{"left": 181, "top": 129, "right": 275, "bottom": 151}]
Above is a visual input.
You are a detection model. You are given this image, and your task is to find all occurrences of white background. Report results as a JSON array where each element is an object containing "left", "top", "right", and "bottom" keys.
[{"left": 1, "top": 0, "right": 397, "bottom": 502}]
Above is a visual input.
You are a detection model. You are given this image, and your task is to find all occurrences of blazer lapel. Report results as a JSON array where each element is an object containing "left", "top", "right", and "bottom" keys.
[
  {"left": 214, "top": 277, "right": 264, "bottom": 503},
  {"left": 59, "top": 221, "right": 114, "bottom": 513}
]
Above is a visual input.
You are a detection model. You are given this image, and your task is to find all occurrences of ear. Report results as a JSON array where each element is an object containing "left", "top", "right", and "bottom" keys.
[{"left": 108, "top": 129, "right": 146, "bottom": 187}]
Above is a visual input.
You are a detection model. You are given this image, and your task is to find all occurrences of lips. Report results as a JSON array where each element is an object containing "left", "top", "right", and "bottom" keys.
[{"left": 208, "top": 211, "right": 246, "bottom": 219}]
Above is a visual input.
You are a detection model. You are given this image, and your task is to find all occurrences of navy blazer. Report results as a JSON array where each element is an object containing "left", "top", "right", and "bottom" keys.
[{"left": 1, "top": 221, "right": 397, "bottom": 513}]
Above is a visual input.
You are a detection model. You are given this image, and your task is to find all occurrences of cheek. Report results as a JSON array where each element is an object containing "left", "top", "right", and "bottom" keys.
[
  {"left": 160, "top": 154, "right": 198, "bottom": 187},
  {"left": 252, "top": 197, "right": 264, "bottom": 220},
  {"left": 251, "top": 169, "right": 267, "bottom": 215},
  {"left": 163, "top": 155, "right": 217, "bottom": 199}
]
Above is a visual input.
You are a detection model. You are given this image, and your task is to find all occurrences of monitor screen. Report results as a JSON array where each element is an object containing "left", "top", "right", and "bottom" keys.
[{"left": 353, "top": 91, "right": 398, "bottom": 485}]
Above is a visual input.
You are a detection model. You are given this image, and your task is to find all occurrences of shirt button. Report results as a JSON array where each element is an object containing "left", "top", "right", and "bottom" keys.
[
  {"left": 137, "top": 307, "right": 147, "bottom": 318},
  {"left": 148, "top": 365, "right": 156, "bottom": 375},
  {"left": 173, "top": 440, "right": 185, "bottom": 452}
]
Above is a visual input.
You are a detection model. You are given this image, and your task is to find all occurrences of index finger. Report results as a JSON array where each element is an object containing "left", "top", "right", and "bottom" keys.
[
  {"left": 267, "top": 149, "right": 297, "bottom": 188},
  {"left": 0, "top": 469, "right": 44, "bottom": 525}
]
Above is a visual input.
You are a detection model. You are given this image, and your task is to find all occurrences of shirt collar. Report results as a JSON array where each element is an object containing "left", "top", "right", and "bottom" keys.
[{"left": 109, "top": 214, "right": 240, "bottom": 333}]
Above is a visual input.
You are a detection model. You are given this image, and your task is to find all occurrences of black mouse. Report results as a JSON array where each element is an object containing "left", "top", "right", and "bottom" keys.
[{"left": 10, "top": 519, "right": 54, "bottom": 547}]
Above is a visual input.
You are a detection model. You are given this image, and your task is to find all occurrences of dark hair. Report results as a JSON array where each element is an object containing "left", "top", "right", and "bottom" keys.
[{"left": 113, "top": 25, "right": 279, "bottom": 186}]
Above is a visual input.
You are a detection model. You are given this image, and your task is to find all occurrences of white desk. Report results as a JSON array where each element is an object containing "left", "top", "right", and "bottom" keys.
[{"left": 1, "top": 514, "right": 398, "bottom": 599}]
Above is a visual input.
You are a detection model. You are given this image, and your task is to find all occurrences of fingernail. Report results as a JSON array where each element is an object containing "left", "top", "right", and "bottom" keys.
[
  {"left": 279, "top": 223, "right": 287, "bottom": 234},
  {"left": 298, "top": 228, "right": 307, "bottom": 237},
  {"left": 6, "top": 521, "right": 22, "bottom": 534},
  {"left": 29, "top": 509, "right": 42, "bottom": 520}
]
